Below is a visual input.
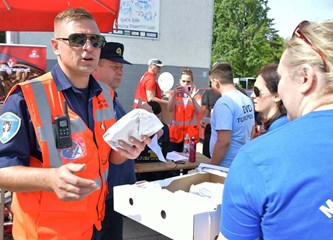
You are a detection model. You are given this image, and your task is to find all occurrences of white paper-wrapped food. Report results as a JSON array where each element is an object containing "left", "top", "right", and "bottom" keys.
[{"left": 103, "top": 108, "right": 163, "bottom": 150}]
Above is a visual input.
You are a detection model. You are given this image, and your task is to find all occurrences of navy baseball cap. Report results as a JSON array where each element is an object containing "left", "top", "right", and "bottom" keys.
[{"left": 100, "top": 42, "right": 132, "bottom": 65}]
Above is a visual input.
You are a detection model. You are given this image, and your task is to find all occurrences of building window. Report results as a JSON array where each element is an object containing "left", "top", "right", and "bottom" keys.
[{"left": 0, "top": 32, "right": 5, "bottom": 43}]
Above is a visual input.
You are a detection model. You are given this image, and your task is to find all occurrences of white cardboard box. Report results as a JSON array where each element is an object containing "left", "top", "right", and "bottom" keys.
[{"left": 114, "top": 171, "right": 226, "bottom": 240}]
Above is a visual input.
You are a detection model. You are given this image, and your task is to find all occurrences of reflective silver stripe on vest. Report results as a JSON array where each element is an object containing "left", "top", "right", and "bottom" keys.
[
  {"left": 133, "top": 99, "right": 146, "bottom": 105},
  {"left": 30, "top": 81, "right": 61, "bottom": 168},
  {"left": 95, "top": 168, "right": 108, "bottom": 188},
  {"left": 97, "top": 82, "right": 115, "bottom": 122},
  {"left": 175, "top": 99, "right": 194, "bottom": 106},
  {"left": 29, "top": 81, "right": 86, "bottom": 168},
  {"left": 171, "top": 100, "right": 198, "bottom": 126},
  {"left": 172, "top": 119, "right": 198, "bottom": 126}
]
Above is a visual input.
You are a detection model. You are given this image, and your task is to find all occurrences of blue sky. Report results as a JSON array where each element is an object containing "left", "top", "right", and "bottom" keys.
[{"left": 267, "top": 0, "right": 333, "bottom": 38}]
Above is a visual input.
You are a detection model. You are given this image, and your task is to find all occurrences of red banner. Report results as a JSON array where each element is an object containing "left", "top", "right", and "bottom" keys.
[{"left": 0, "top": 44, "right": 46, "bottom": 101}]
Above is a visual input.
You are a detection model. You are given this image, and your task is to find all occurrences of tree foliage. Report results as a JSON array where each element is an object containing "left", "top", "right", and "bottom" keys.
[{"left": 212, "top": 0, "right": 284, "bottom": 77}]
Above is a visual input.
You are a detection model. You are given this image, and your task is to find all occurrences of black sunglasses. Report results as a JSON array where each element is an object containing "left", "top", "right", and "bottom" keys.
[
  {"left": 56, "top": 33, "right": 106, "bottom": 48},
  {"left": 253, "top": 86, "right": 261, "bottom": 97},
  {"left": 292, "top": 20, "right": 328, "bottom": 72},
  {"left": 253, "top": 86, "right": 269, "bottom": 97}
]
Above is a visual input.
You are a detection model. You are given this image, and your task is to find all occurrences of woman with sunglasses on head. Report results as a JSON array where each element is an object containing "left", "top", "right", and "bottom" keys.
[
  {"left": 219, "top": 20, "right": 333, "bottom": 240},
  {"left": 251, "top": 63, "right": 288, "bottom": 136},
  {"left": 167, "top": 67, "right": 202, "bottom": 152}
]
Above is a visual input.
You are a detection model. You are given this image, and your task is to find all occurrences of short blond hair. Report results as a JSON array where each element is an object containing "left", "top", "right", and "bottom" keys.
[{"left": 54, "top": 8, "right": 95, "bottom": 36}]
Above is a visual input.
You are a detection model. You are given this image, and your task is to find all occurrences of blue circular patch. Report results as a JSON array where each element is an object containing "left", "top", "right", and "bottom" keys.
[{"left": 60, "top": 141, "right": 83, "bottom": 160}]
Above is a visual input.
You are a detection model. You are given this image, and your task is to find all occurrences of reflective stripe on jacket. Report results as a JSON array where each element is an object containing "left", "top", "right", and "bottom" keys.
[
  {"left": 9, "top": 72, "right": 116, "bottom": 240},
  {"left": 169, "top": 96, "right": 199, "bottom": 143}
]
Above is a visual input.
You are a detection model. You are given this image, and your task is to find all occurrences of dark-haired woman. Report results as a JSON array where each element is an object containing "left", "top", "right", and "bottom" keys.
[{"left": 251, "top": 63, "right": 288, "bottom": 135}]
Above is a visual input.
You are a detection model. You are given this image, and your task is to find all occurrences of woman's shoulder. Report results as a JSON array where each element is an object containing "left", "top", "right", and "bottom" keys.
[{"left": 268, "top": 115, "right": 289, "bottom": 132}]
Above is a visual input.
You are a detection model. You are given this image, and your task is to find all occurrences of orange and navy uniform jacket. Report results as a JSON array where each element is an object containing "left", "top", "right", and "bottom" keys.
[
  {"left": 133, "top": 71, "right": 162, "bottom": 108},
  {"left": 4, "top": 71, "right": 116, "bottom": 240},
  {"left": 168, "top": 94, "right": 200, "bottom": 143}
]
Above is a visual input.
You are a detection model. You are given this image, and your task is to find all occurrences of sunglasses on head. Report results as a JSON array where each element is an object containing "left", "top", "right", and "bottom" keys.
[
  {"left": 292, "top": 20, "right": 328, "bottom": 72},
  {"left": 56, "top": 33, "right": 106, "bottom": 48},
  {"left": 181, "top": 67, "right": 193, "bottom": 77}
]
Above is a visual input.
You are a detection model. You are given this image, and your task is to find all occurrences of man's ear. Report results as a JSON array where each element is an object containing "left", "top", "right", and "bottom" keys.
[
  {"left": 51, "top": 38, "right": 60, "bottom": 56},
  {"left": 300, "top": 64, "right": 316, "bottom": 94},
  {"left": 212, "top": 78, "right": 220, "bottom": 89}
]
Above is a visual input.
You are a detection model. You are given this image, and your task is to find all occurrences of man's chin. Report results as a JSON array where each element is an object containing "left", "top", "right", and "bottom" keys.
[{"left": 80, "top": 65, "right": 98, "bottom": 75}]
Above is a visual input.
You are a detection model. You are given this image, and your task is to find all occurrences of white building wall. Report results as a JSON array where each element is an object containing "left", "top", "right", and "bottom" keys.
[
  {"left": 15, "top": 0, "right": 214, "bottom": 68},
  {"left": 110, "top": 0, "right": 215, "bottom": 67}
]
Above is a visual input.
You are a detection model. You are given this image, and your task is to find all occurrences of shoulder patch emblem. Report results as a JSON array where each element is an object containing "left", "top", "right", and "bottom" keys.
[{"left": 0, "top": 112, "right": 22, "bottom": 144}]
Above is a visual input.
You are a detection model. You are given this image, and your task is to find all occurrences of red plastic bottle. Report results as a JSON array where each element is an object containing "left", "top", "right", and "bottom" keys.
[{"left": 189, "top": 137, "right": 196, "bottom": 163}]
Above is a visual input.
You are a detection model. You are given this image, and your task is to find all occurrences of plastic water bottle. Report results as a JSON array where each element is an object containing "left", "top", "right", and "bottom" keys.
[
  {"left": 189, "top": 137, "right": 196, "bottom": 163},
  {"left": 183, "top": 133, "right": 190, "bottom": 157}
]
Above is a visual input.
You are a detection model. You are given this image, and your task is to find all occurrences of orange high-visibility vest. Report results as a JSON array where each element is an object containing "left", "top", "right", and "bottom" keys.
[
  {"left": 169, "top": 95, "right": 200, "bottom": 143},
  {"left": 7, "top": 73, "right": 116, "bottom": 240}
]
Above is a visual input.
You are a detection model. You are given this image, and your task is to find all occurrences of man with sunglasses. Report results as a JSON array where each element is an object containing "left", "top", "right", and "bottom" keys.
[
  {"left": 0, "top": 8, "right": 150, "bottom": 240},
  {"left": 209, "top": 62, "right": 255, "bottom": 168},
  {"left": 219, "top": 20, "right": 333, "bottom": 239}
]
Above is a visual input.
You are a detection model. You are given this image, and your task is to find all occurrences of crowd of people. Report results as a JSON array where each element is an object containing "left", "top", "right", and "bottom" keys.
[
  {"left": 0, "top": 8, "right": 150, "bottom": 240},
  {"left": 218, "top": 20, "right": 333, "bottom": 239},
  {"left": 0, "top": 6, "right": 332, "bottom": 240}
]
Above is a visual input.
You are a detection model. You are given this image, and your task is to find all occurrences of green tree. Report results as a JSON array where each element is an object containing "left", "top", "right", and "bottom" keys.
[{"left": 212, "top": 0, "right": 284, "bottom": 78}]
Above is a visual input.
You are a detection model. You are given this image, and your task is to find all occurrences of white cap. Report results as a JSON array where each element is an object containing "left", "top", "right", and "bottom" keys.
[{"left": 148, "top": 58, "right": 164, "bottom": 67}]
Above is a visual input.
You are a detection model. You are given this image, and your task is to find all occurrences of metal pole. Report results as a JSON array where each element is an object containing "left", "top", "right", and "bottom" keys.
[{"left": 6, "top": 31, "right": 19, "bottom": 44}]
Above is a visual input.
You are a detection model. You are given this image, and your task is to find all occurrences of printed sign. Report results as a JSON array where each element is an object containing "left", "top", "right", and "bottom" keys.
[
  {"left": 111, "top": 0, "right": 160, "bottom": 39},
  {"left": 0, "top": 44, "right": 46, "bottom": 101}
]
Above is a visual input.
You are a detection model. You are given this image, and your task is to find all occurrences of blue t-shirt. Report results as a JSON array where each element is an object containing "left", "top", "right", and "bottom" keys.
[
  {"left": 221, "top": 110, "right": 333, "bottom": 239},
  {"left": 209, "top": 90, "right": 254, "bottom": 167},
  {"left": 268, "top": 115, "right": 289, "bottom": 132}
]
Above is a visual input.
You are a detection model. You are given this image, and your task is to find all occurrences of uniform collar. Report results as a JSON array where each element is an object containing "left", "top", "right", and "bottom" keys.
[{"left": 51, "top": 63, "right": 102, "bottom": 98}]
